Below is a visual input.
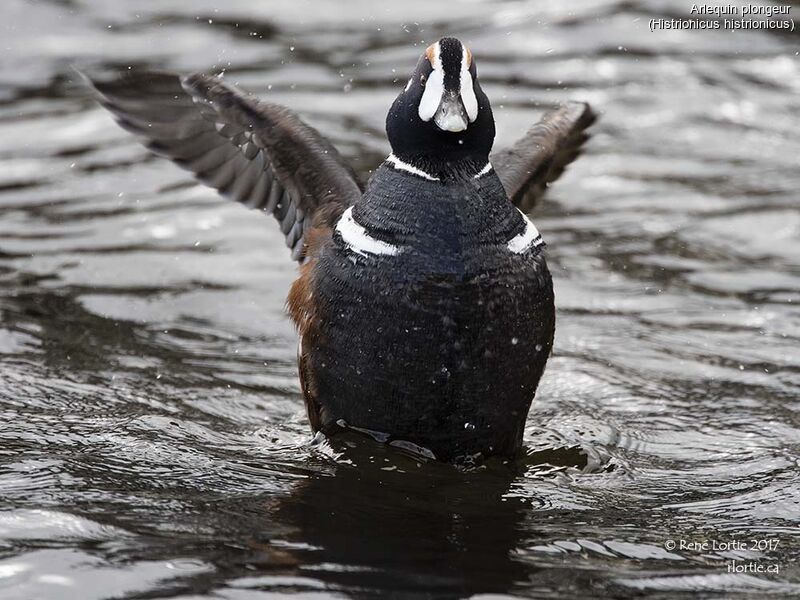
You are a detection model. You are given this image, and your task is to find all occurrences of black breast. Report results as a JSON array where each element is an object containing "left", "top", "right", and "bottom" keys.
[
  {"left": 308, "top": 165, "right": 555, "bottom": 461},
  {"left": 351, "top": 166, "right": 526, "bottom": 274}
]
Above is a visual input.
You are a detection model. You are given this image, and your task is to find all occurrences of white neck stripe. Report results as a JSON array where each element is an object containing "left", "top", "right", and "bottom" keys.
[
  {"left": 473, "top": 162, "right": 492, "bottom": 179},
  {"left": 387, "top": 156, "right": 492, "bottom": 181},
  {"left": 508, "top": 209, "right": 544, "bottom": 254},
  {"left": 335, "top": 206, "right": 401, "bottom": 257},
  {"left": 386, "top": 154, "right": 440, "bottom": 181}
]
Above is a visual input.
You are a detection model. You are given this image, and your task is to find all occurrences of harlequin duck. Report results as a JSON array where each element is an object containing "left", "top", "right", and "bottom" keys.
[{"left": 84, "top": 37, "right": 595, "bottom": 462}]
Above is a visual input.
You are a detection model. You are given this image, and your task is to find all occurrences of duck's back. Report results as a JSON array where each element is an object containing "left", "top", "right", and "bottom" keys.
[{"left": 302, "top": 165, "right": 555, "bottom": 460}]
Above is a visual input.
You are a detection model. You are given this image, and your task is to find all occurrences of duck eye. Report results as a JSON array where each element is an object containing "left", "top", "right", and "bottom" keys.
[{"left": 420, "top": 74, "right": 426, "bottom": 85}]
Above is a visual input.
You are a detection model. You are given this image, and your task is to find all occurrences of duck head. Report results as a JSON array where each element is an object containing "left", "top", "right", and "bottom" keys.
[{"left": 386, "top": 37, "right": 495, "bottom": 175}]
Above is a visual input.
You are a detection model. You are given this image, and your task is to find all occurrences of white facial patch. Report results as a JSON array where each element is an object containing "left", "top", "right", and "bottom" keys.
[
  {"left": 417, "top": 41, "right": 479, "bottom": 124},
  {"left": 418, "top": 43, "right": 443, "bottom": 122},
  {"left": 335, "top": 206, "right": 401, "bottom": 257},
  {"left": 460, "top": 51, "right": 478, "bottom": 122},
  {"left": 507, "top": 209, "right": 544, "bottom": 254}
]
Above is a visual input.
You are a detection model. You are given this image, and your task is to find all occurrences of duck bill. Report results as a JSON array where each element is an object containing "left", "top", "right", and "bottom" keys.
[{"left": 433, "top": 92, "right": 468, "bottom": 132}]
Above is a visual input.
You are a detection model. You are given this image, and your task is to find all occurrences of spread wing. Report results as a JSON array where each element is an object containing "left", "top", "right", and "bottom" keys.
[
  {"left": 492, "top": 102, "right": 596, "bottom": 213},
  {"left": 82, "top": 70, "right": 362, "bottom": 261}
]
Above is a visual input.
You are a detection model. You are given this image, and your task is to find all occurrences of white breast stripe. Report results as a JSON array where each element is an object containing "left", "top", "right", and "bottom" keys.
[
  {"left": 336, "top": 206, "right": 401, "bottom": 257},
  {"left": 473, "top": 162, "right": 492, "bottom": 179},
  {"left": 386, "top": 153, "right": 440, "bottom": 181},
  {"left": 507, "top": 209, "right": 544, "bottom": 254}
]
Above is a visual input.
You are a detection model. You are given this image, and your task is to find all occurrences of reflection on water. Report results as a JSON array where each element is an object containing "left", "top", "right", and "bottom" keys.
[{"left": 1, "top": 0, "right": 800, "bottom": 597}]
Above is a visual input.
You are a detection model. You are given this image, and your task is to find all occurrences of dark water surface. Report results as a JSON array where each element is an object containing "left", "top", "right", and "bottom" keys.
[{"left": 2, "top": 1, "right": 800, "bottom": 598}]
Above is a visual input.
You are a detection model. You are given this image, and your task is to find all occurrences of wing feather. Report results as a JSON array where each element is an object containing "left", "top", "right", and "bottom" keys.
[
  {"left": 83, "top": 70, "right": 362, "bottom": 261},
  {"left": 492, "top": 102, "right": 596, "bottom": 212}
]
